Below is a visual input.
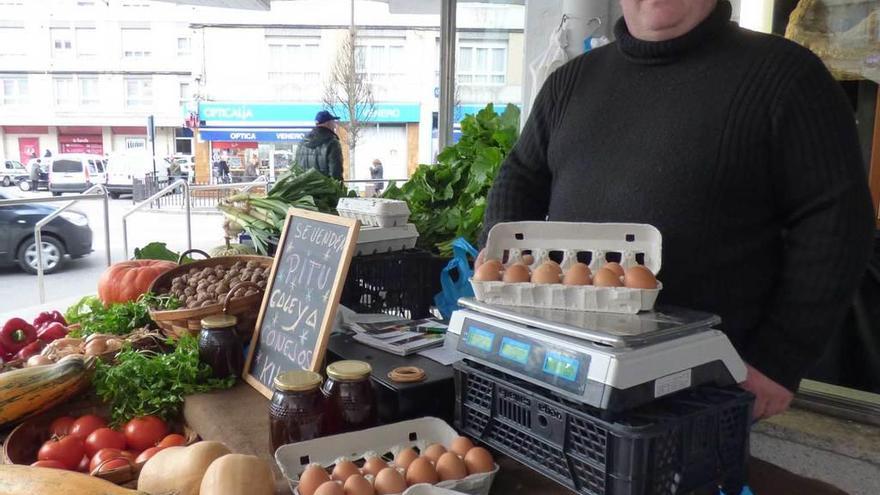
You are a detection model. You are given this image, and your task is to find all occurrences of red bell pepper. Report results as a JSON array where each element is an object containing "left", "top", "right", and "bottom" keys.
[
  {"left": 33, "top": 310, "right": 67, "bottom": 329},
  {"left": 15, "top": 340, "right": 43, "bottom": 361},
  {"left": 37, "top": 322, "right": 68, "bottom": 343},
  {"left": 0, "top": 318, "right": 37, "bottom": 354}
]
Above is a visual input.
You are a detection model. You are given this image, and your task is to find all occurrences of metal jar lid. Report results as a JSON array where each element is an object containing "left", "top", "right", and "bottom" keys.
[
  {"left": 201, "top": 314, "right": 238, "bottom": 329},
  {"left": 274, "top": 370, "right": 323, "bottom": 392},
  {"left": 326, "top": 360, "right": 372, "bottom": 381}
]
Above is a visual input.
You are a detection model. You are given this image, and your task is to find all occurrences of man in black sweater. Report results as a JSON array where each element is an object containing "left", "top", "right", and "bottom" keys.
[{"left": 482, "top": 0, "right": 875, "bottom": 422}]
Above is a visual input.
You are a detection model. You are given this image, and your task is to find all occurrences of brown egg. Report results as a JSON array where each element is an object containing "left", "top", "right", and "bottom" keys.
[
  {"left": 531, "top": 261, "right": 563, "bottom": 284},
  {"left": 343, "top": 474, "right": 375, "bottom": 495},
  {"left": 603, "top": 262, "right": 625, "bottom": 278},
  {"left": 473, "top": 259, "right": 502, "bottom": 282},
  {"left": 299, "top": 464, "right": 332, "bottom": 495},
  {"left": 563, "top": 263, "right": 592, "bottom": 286},
  {"left": 521, "top": 254, "right": 535, "bottom": 265},
  {"left": 405, "top": 457, "right": 439, "bottom": 486},
  {"left": 393, "top": 447, "right": 418, "bottom": 470},
  {"left": 624, "top": 265, "right": 659, "bottom": 289},
  {"left": 332, "top": 458, "right": 361, "bottom": 482},
  {"left": 463, "top": 447, "right": 495, "bottom": 475},
  {"left": 449, "top": 436, "right": 474, "bottom": 457},
  {"left": 422, "top": 443, "right": 447, "bottom": 463},
  {"left": 361, "top": 454, "right": 387, "bottom": 477},
  {"left": 314, "top": 481, "right": 345, "bottom": 495},
  {"left": 502, "top": 263, "right": 531, "bottom": 283},
  {"left": 435, "top": 452, "right": 468, "bottom": 481},
  {"left": 593, "top": 268, "right": 623, "bottom": 287},
  {"left": 374, "top": 467, "right": 407, "bottom": 495}
]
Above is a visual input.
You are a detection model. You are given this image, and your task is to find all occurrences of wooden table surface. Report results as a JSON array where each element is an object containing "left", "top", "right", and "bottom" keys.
[{"left": 183, "top": 382, "right": 574, "bottom": 495}]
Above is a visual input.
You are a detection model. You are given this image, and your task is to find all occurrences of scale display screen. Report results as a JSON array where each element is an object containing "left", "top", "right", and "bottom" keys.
[
  {"left": 542, "top": 351, "right": 580, "bottom": 382},
  {"left": 499, "top": 337, "right": 530, "bottom": 365},
  {"left": 465, "top": 326, "right": 495, "bottom": 352}
]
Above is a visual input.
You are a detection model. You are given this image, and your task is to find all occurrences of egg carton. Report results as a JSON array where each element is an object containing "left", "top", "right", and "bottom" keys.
[
  {"left": 276, "top": 417, "right": 498, "bottom": 495},
  {"left": 338, "top": 198, "right": 411, "bottom": 227},
  {"left": 356, "top": 224, "right": 420, "bottom": 256},
  {"left": 472, "top": 222, "right": 663, "bottom": 314}
]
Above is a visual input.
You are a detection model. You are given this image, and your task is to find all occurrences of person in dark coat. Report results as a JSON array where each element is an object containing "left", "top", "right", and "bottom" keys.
[
  {"left": 294, "top": 110, "right": 344, "bottom": 180},
  {"left": 29, "top": 159, "right": 41, "bottom": 192},
  {"left": 370, "top": 158, "right": 384, "bottom": 196}
]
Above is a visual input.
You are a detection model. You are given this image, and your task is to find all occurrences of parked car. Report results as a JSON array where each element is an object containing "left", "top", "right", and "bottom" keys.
[
  {"left": 105, "top": 152, "right": 169, "bottom": 199},
  {"left": 0, "top": 191, "right": 92, "bottom": 274},
  {"left": 47, "top": 153, "right": 107, "bottom": 196},
  {"left": 19, "top": 159, "right": 49, "bottom": 192},
  {"left": 2, "top": 160, "right": 28, "bottom": 187},
  {"left": 170, "top": 155, "right": 194, "bottom": 182}
]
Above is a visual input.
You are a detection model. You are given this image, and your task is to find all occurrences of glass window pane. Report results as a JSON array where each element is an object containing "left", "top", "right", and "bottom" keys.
[
  {"left": 459, "top": 46, "right": 472, "bottom": 72},
  {"left": 492, "top": 48, "right": 505, "bottom": 72}
]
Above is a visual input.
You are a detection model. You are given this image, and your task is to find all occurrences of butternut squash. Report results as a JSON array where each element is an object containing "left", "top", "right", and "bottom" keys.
[
  {"left": 0, "top": 464, "right": 147, "bottom": 495},
  {"left": 0, "top": 355, "right": 92, "bottom": 428},
  {"left": 199, "top": 454, "right": 275, "bottom": 495},
  {"left": 138, "top": 440, "right": 231, "bottom": 495}
]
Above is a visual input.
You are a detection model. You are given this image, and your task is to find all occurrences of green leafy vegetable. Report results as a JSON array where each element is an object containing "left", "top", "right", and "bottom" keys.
[
  {"left": 94, "top": 335, "right": 235, "bottom": 425},
  {"left": 133, "top": 242, "right": 185, "bottom": 262},
  {"left": 65, "top": 293, "right": 178, "bottom": 338},
  {"left": 383, "top": 103, "right": 520, "bottom": 255}
]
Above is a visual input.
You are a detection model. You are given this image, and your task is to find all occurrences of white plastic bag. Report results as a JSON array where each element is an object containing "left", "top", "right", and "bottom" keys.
[{"left": 527, "top": 24, "right": 569, "bottom": 109}]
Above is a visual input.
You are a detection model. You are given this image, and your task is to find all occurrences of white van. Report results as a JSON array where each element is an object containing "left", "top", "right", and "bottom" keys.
[
  {"left": 105, "top": 153, "right": 169, "bottom": 199},
  {"left": 47, "top": 154, "right": 106, "bottom": 196}
]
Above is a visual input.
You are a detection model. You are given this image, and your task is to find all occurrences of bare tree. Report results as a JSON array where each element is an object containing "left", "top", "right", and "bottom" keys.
[{"left": 322, "top": 27, "right": 375, "bottom": 179}]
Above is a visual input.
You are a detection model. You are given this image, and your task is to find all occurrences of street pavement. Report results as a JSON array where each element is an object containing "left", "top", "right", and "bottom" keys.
[{"left": 0, "top": 186, "right": 226, "bottom": 313}]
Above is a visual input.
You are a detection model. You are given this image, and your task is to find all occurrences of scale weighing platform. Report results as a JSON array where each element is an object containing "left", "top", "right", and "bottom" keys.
[{"left": 449, "top": 298, "right": 747, "bottom": 412}]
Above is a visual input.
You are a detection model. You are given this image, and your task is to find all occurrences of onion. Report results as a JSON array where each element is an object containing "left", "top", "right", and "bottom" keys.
[
  {"left": 105, "top": 338, "right": 123, "bottom": 351},
  {"left": 26, "top": 355, "right": 53, "bottom": 367},
  {"left": 84, "top": 339, "right": 107, "bottom": 357}
]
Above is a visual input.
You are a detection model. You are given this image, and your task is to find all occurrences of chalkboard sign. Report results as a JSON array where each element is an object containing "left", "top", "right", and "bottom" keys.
[{"left": 244, "top": 208, "right": 360, "bottom": 398}]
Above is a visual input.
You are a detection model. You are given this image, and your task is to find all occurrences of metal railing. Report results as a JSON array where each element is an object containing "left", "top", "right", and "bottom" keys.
[
  {"left": 0, "top": 185, "right": 112, "bottom": 303},
  {"left": 122, "top": 179, "right": 191, "bottom": 260},
  {"left": 146, "top": 175, "right": 269, "bottom": 210}
]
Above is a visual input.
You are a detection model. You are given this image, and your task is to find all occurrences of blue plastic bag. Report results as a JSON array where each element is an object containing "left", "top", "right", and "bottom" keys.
[{"left": 434, "top": 237, "right": 479, "bottom": 320}]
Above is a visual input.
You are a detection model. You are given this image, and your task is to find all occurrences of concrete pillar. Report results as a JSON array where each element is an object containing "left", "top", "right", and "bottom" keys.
[
  {"left": 561, "top": 0, "right": 611, "bottom": 60},
  {"left": 102, "top": 127, "right": 113, "bottom": 155},
  {"left": 0, "top": 127, "right": 6, "bottom": 160},
  {"left": 47, "top": 126, "right": 59, "bottom": 156}
]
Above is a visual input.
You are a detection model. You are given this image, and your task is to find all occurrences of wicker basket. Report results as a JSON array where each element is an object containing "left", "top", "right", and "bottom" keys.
[
  {"left": 2, "top": 397, "right": 198, "bottom": 487},
  {"left": 147, "top": 250, "right": 272, "bottom": 343}
]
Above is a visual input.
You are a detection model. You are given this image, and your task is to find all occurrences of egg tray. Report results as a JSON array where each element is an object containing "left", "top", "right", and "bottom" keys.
[
  {"left": 473, "top": 222, "right": 663, "bottom": 314},
  {"left": 275, "top": 417, "right": 498, "bottom": 495},
  {"left": 337, "top": 198, "right": 411, "bottom": 228}
]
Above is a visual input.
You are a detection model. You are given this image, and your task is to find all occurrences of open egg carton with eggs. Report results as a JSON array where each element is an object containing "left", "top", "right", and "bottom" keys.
[
  {"left": 472, "top": 222, "right": 662, "bottom": 314},
  {"left": 276, "top": 417, "right": 498, "bottom": 495}
]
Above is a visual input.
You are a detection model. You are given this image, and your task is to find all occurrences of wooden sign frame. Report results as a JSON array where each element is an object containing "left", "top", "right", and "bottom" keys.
[{"left": 243, "top": 207, "right": 360, "bottom": 398}]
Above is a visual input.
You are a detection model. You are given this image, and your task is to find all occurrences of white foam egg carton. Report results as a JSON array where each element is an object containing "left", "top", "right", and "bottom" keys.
[
  {"left": 338, "top": 197, "right": 411, "bottom": 227},
  {"left": 356, "top": 224, "right": 419, "bottom": 256},
  {"left": 472, "top": 222, "right": 663, "bottom": 314},
  {"left": 276, "top": 417, "right": 498, "bottom": 495}
]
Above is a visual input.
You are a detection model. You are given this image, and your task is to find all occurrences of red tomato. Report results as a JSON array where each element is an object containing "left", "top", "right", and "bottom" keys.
[
  {"left": 37, "top": 436, "right": 85, "bottom": 470},
  {"left": 31, "top": 460, "right": 68, "bottom": 470},
  {"left": 49, "top": 416, "right": 76, "bottom": 438},
  {"left": 84, "top": 428, "right": 127, "bottom": 458},
  {"left": 89, "top": 448, "right": 125, "bottom": 473},
  {"left": 157, "top": 433, "right": 186, "bottom": 449},
  {"left": 76, "top": 455, "right": 90, "bottom": 473},
  {"left": 135, "top": 446, "right": 162, "bottom": 464},
  {"left": 123, "top": 416, "right": 168, "bottom": 452},
  {"left": 93, "top": 457, "right": 131, "bottom": 475},
  {"left": 69, "top": 415, "right": 107, "bottom": 439}
]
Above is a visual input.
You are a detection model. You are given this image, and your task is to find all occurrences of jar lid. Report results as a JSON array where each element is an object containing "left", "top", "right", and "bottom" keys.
[
  {"left": 201, "top": 314, "right": 238, "bottom": 329},
  {"left": 274, "top": 370, "right": 323, "bottom": 392},
  {"left": 326, "top": 360, "right": 372, "bottom": 381}
]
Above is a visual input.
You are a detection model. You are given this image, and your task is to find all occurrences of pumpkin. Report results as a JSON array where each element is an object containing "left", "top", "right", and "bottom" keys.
[
  {"left": 138, "top": 441, "right": 231, "bottom": 495},
  {"left": 97, "top": 260, "right": 176, "bottom": 305},
  {"left": 199, "top": 454, "right": 275, "bottom": 495}
]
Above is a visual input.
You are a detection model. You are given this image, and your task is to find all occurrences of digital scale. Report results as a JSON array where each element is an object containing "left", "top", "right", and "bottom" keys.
[{"left": 448, "top": 298, "right": 747, "bottom": 412}]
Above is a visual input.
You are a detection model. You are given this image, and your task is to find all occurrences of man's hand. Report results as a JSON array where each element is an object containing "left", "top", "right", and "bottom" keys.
[{"left": 740, "top": 364, "right": 794, "bottom": 420}]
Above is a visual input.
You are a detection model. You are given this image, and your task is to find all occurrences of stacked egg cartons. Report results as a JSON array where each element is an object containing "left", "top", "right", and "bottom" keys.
[{"left": 337, "top": 198, "right": 419, "bottom": 256}]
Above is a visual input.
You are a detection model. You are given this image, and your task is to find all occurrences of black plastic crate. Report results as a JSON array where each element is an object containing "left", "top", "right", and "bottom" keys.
[
  {"left": 454, "top": 360, "right": 752, "bottom": 495},
  {"left": 340, "top": 250, "right": 449, "bottom": 319}
]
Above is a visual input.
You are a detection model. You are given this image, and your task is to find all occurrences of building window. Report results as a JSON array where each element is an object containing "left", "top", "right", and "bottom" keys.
[
  {"left": 124, "top": 77, "right": 152, "bottom": 107},
  {"left": 177, "top": 36, "right": 191, "bottom": 57},
  {"left": 121, "top": 28, "right": 152, "bottom": 58},
  {"left": 51, "top": 28, "right": 74, "bottom": 58},
  {"left": 458, "top": 40, "right": 507, "bottom": 85},
  {"left": 0, "top": 27, "right": 25, "bottom": 56},
  {"left": 75, "top": 28, "right": 98, "bottom": 57},
  {"left": 266, "top": 36, "right": 321, "bottom": 98},
  {"left": 53, "top": 77, "right": 75, "bottom": 107},
  {"left": 79, "top": 77, "right": 98, "bottom": 105},
  {"left": 1, "top": 77, "right": 28, "bottom": 105},
  {"left": 178, "top": 82, "right": 190, "bottom": 106},
  {"left": 355, "top": 39, "right": 406, "bottom": 90}
]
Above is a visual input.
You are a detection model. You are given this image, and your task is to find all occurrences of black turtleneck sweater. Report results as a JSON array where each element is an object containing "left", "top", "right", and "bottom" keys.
[{"left": 482, "top": 1, "right": 875, "bottom": 391}]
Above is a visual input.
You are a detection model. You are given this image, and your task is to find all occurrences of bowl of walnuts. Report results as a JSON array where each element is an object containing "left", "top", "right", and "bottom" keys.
[{"left": 147, "top": 249, "right": 273, "bottom": 342}]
